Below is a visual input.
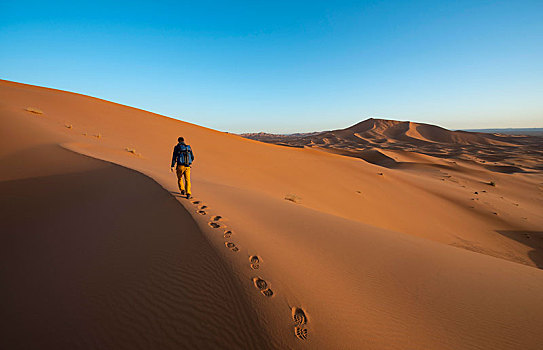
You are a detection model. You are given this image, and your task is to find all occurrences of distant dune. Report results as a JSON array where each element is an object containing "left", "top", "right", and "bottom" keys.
[
  {"left": 242, "top": 118, "right": 543, "bottom": 172},
  {"left": 2, "top": 80, "right": 543, "bottom": 349}
]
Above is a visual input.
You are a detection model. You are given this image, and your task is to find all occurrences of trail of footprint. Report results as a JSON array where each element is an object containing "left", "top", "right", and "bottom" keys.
[
  {"left": 225, "top": 242, "right": 239, "bottom": 252},
  {"left": 252, "top": 277, "right": 273, "bottom": 297},
  {"left": 250, "top": 256, "right": 260, "bottom": 269},
  {"left": 192, "top": 198, "right": 278, "bottom": 307}
]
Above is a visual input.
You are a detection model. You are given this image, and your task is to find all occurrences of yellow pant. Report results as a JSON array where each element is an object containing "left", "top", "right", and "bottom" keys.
[{"left": 176, "top": 165, "right": 191, "bottom": 194}]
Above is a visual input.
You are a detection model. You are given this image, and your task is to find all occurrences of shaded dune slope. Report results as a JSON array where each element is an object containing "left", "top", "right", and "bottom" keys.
[{"left": 0, "top": 130, "right": 273, "bottom": 348}]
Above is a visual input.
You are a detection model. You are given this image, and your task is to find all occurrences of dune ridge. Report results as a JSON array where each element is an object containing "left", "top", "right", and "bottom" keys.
[{"left": 1, "top": 79, "right": 543, "bottom": 349}]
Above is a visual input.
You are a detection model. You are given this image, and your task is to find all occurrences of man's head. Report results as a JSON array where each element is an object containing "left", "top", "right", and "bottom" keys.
[{"left": 178, "top": 137, "right": 184, "bottom": 143}]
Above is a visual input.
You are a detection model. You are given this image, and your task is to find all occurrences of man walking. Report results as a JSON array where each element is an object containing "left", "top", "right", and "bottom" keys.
[{"left": 171, "top": 137, "right": 194, "bottom": 199}]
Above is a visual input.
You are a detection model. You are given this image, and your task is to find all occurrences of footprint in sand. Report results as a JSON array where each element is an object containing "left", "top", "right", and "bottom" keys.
[
  {"left": 292, "top": 307, "right": 307, "bottom": 326},
  {"left": 294, "top": 326, "right": 308, "bottom": 340},
  {"left": 196, "top": 204, "right": 208, "bottom": 214},
  {"left": 212, "top": 215, "right": 222, "bottom": 221},
  {"left": 192, "top": 200, "right": 201, "bottom": 205},
  {"left": 292, "top": 307, "right": 308, "bottom": 340},
  {"left": 225, "top": 242, "right": 239, "bottom": 252},
  {"left": 224, "top": 230, "right": 232, "bottom": 238},
  {"left": 209, "top": 222, "right": 221, "bottom": 229},
  {"left": 250, "top": 256, "right": 260, "bottom": 269},
  {"left": 262, "top": 289, "right": 274, "bottom": 297},
  {"left": 252, "top": 277, "right": 273, "bottom": 297}
]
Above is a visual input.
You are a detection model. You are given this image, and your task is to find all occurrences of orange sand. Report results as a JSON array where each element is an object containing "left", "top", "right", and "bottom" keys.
[{"left": 1, "top": 79, "right": 542, "bottom": 349}]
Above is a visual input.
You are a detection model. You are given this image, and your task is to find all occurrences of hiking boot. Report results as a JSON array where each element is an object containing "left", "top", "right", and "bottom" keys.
[
  {"left": 186, "top": 193, "right": 191, "bottom": 199},
  {"left": 180, "top": 190, "right": 186, "bottom": 195}
]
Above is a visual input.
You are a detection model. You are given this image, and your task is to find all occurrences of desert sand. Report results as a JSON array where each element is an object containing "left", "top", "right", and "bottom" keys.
[{"left": 1, "top": 79, "right": 543, "bottom": 349}]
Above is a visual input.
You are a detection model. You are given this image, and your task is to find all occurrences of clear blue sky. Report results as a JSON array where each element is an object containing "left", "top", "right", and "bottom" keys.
[{"left": 1, "top": 1, "right": 542, "bottom": 133}]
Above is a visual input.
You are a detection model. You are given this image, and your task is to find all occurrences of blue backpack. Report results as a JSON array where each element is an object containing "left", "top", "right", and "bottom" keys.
[{"left": 178, "top": 144, "right": 193, "bottom": 166}]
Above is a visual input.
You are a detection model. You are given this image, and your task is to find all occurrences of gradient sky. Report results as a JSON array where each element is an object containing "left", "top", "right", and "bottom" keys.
[{"left": 1, "top": 1, "right": 542, "bottom": 133}]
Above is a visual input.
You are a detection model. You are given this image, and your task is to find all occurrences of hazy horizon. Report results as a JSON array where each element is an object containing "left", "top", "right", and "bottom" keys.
[{"left": 1, "top": 1, "right": 542, "bottom": 133}]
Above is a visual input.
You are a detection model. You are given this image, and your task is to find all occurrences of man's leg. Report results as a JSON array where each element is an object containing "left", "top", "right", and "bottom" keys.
[
  {"left": 176, "top": 165, "right": 186, "bottom": 193},
  {"left": 184, "top": 167, "right": 191, "bottom": 195}
]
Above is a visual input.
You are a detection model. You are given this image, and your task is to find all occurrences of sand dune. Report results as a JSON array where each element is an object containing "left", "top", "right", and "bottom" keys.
[
  {"left": 1, "top": 79, "right": 543, "bottom": 349},
  {"left": 0, "top": 144, "right": 275, "bottom": 348},
  {"left": 242, "top": 118, "right": 543, "bottom": 172},
  {"left": 344, "top": 118, "right": 516, "bottom": 145}
]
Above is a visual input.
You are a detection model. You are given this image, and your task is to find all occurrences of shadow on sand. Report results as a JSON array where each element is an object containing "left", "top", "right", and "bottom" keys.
[{"left": 496, "top": 230, "right": 543, "bottom": 269}]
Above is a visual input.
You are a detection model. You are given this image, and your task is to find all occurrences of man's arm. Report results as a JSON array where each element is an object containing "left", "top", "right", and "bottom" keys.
[
  {"left": 189, "top": 147, "right": 195, "bottom": 163},
  {"left": 171, "top": 145, "right": 178, "bottom": 169}
]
